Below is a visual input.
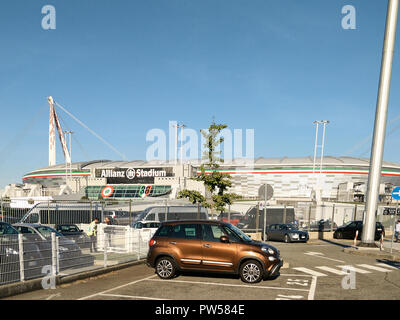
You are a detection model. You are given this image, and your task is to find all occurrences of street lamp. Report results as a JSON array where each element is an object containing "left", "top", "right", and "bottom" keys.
[
  {"left": 312, "top": 120, "right": 329, "bottom": 174},
  {"left": 173, "top": 123, "right": 186, "bottom": 164}
]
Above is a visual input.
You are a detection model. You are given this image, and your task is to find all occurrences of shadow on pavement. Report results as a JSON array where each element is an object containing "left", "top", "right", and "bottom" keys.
[
  {"left": 376, "top": 259, "right": 400, "bottom": 269},
  {"left": 319, "top": 239, "right": 353, "bottom": 248},
  {"left": 173, "top": 270, "right": 281, "bottom": 282}
]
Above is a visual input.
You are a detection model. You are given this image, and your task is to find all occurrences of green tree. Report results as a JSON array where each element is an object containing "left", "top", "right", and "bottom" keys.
[{"left": 178, "top": 120, "right": 241, "bottom": 216}]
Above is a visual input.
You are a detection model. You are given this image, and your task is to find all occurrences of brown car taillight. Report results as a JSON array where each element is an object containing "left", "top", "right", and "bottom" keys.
[{"left": 149, "top": 239, "right": 157, "bottom": 247}]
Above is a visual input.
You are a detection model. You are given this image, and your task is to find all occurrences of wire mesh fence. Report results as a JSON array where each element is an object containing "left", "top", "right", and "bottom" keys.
[
  {"left": 1, "top": 197, "right": 399, "bottom": 287},
  {"left": 0, "top": 223, "right": 156, "bottom": 287}
]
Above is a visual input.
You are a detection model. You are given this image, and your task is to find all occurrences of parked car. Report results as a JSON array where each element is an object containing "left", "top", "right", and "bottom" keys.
[
  {"left": 13, "top": 223, "right": 94, "bottom": 270},
  {"left": 104, "top": 210, "right": 135, "bottom": 225},
  {"left": 219, "top": 213, "right": 249, "bottom": 229},
  {"left": 55, "top": 224, "right": 90, "bottom": 249},
  {"left": 265, "top": 224, "right": 309, "bottom": 243},
  {"left": 317, "top": 219, "right": 338, "bottom": 232},
  {"left": 132, "top": 221, "right": 161, "bottom": 230},
  {"left": 333, "top": 221, "right": 384, "bottom": 241},
  {"left": 146, "top": 220, "right": 283, "bottom": 283},
  {"left": 0, "top": 222, "right": 43, "bottom": 284}
]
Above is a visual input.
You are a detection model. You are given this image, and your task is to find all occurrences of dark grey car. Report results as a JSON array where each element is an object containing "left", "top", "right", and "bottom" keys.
[{"left": 265, "top": 224, "right": 309, "bottom": 243}]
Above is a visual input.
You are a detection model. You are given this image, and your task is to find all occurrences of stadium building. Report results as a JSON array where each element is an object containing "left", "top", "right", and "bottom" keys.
[
  {"left": 3, "top": 97, "right": 400, "bottom": 206},
  {"left": 4, "top": 156, "right": 400, "bottom": 204}
]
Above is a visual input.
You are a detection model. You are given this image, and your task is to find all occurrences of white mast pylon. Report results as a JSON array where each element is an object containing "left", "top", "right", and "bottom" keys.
[
  {"left": 48, "top": 96, "right": 71, "bottom": 166},
  {"left": 48, "top": 96, "right": 56, "bottom": 166}
]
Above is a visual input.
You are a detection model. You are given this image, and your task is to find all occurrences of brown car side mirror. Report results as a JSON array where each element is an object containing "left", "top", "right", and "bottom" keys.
[{"left": 220, "top": 235, "right": 230, "bottom": 243}]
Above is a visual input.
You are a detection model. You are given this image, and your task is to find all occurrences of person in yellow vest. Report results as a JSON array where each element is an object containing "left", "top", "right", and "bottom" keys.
[{"left": 87, "top": 218, "right": 99, "bottom": 253}]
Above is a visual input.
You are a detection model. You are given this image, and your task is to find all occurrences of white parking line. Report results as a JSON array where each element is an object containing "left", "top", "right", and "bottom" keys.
[
  {"left": 308, "top": 276, "right": 317, "bottom": 300},
  {"left": 315, "top": 266, "right": 347, "bottom": 275},
  {"left": 356, "top": 264, "right": 393, "bottom": 272},
  {"left": 146, "top": 278, "right": 310, "bottom": 292},
  {"left": 77, "top": 274, "right": 157, "bottom": 300},
  {"left": 375, "top": 263, "right": 399, "bottom": 270},
  {"left": 98, "top": 293, "right": 169, "bottom": 300},
  {"left": 292, "top": 267, "right": 327, "bottom": 277},
  {"left": 337, "top": 265, "right": 371, "bottom": 274}
]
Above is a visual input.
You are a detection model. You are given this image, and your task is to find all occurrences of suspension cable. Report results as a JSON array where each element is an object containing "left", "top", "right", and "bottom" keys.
[{"left": 54, "top": 100, "right": 127, "bottom": 160}]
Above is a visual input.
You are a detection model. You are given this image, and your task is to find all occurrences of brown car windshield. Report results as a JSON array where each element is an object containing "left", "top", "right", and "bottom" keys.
[{"left": 223, "top": 224, "right": 252, "bottom": 242}]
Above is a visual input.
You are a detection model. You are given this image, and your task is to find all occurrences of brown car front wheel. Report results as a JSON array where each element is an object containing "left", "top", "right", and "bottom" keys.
[{"left": 240, "top": 260, "right": 263, "bottom": 283}]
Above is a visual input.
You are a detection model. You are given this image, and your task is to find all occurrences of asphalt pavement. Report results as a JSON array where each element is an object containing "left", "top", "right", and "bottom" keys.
[{"left": 3, "top": 239, "right": 400, "bottom": 300}]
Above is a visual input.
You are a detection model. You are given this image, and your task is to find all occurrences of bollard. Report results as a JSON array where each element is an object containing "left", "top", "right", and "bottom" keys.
[
  {"left": 380, "top": 233, "right": 384, "bottom": 251},
  {"left": 354, "top": 230, "right": 358, "bottom": 247},
  {"left": 18, "top": 233, "right": 25, "bottom": 282}
]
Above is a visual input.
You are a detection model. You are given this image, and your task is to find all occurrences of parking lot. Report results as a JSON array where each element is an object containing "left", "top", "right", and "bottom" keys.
[{"left": 3, "top": 239, "right": 400, "bottom": 301}]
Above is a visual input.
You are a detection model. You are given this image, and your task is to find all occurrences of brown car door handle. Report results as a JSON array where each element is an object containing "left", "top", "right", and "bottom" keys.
[
  {"left": 203, "top": 244, "right": 211, "bottom": 248},
  {"left": 169, "top": 241, "right": 177, "bottom": 245}
]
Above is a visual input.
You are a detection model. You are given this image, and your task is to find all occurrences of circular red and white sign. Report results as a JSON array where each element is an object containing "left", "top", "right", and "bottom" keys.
[{"left": 101, "top": 186, "right": 114, "bottom": 198}]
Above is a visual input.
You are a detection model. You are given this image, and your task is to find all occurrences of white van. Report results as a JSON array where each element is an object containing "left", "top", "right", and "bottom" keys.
[
  {"left": 20, "top": 202, "right": 103, "bottom": 225},
  {"left": 134, "top": 205, "right": 209, "bottom": 223}
]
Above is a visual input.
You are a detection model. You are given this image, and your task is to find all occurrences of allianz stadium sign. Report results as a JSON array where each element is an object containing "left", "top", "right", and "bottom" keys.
[{"left": 95, "top": 167, "right": 173, "bottom": 184}]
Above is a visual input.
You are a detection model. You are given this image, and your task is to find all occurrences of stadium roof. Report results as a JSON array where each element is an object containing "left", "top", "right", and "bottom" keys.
[{"left": 27, "top": 156, "right": 400, "bottom": 174}]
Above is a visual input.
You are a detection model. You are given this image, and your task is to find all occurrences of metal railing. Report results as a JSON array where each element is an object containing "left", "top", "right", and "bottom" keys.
[{"left": 0, "top": 224, "right": 156, "bottom": 287}]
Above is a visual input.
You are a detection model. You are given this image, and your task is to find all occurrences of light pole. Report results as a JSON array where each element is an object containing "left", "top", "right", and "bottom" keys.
[
  {"left": 361, "top": 0, "right": 398, "bottom": 247},
  {"left": 312, "top": 120, "right": 329, "bottom": 204},
  {"left": 312, "top": 120, "right": 329, "bottom": 174},
  {"left": 176, "top": 124, "right": 186, "bottom": 164}
]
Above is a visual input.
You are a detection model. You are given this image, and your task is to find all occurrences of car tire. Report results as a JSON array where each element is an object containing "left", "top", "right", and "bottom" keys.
[
  {"left": 240, "top": 260, "right": 263, "bottom": 284},
  {"left": 284, "top": 234, "right": 290, "bottom": 243},
  {"left": 155, "top": 257, "right": 177, "bottom": 280}
]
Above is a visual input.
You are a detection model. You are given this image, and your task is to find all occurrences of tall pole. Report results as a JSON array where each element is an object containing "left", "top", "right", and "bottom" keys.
[
  {"left": 312, "top": 122, "right": 319, "bottom": 173},
  {"left": 180, "top": 124, "right": 185, "bottom": 164},
  {"left": 175, "top": 124, "right": 178, "bottom": 165},
  {"left": 362, "top": 0, "right": 399, "bottom": 246},
  {"left": 319, "top": 121, "right": 328, "bottom": 173}
]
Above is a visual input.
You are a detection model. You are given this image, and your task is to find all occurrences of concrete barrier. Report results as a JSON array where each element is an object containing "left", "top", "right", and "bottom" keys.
[{"left": 308, "top": 231, "right": 335, "bottom": 240}]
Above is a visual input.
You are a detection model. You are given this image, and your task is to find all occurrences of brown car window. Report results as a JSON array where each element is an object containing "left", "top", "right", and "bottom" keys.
[
  {"left": 202, "top": 224, "right": 228, "bottom": 242},
  {"left": 170, "top": 224, "right": 200, "bottom": 240}
]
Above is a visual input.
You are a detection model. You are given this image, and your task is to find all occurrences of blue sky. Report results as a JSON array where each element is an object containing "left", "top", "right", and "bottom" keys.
[{"left": 0, "top": 0, "right": 399, "bottom": 188}]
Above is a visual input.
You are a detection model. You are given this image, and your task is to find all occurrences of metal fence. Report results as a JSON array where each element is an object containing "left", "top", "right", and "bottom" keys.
[
  {"left": 0, "top": 224, "right": 156, "bottom": 287},
  {"left": 224, "top": 201, "right": 399, "bottom": 235}
]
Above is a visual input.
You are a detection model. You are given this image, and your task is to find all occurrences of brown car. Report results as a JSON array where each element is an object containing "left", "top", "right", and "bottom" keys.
[{"left": 146, "top": 220, "right": 283, "bottom": 283}]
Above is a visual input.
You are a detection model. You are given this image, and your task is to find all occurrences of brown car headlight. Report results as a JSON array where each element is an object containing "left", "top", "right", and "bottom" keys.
[{"left": 261, "top": 247, "right": 275, "bottom": 255}]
